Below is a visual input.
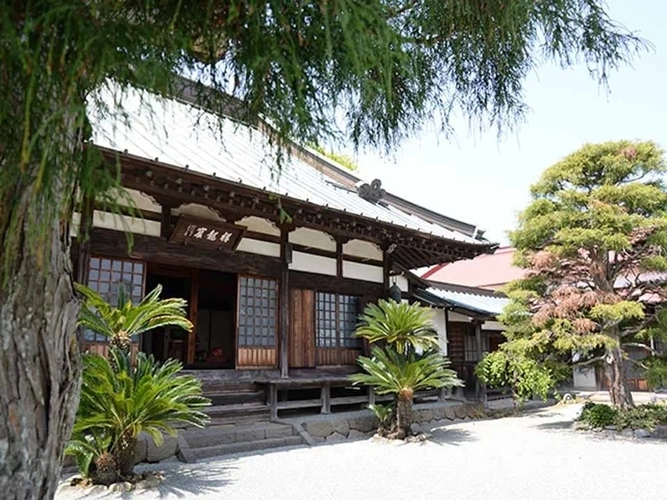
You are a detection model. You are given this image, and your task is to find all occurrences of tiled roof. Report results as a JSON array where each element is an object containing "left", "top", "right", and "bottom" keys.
[
  {"left": 88, "top": 84, "right": 488, "bottom": 247},
  {"left": 426, "top": 285, "right": 510, "bottom": 317}
]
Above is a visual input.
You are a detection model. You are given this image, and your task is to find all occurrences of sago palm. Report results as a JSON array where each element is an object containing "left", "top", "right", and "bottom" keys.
[
  {"left": 351, "top": 347, "right": 462, "bottom": 437},
  {"left": 354, "top": 299, "right": 439, "bottom": 354},
  {"left": 76, "top": 283, "right": 193, "bottom": 352},
  {"left": 67, "top": 348, "right": 210, "bottom": 483}
]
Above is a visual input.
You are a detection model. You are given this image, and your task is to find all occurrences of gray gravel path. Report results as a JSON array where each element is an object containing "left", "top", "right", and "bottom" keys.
[{"left": 56, "top": 404, "right": 667, "bottom": 500}]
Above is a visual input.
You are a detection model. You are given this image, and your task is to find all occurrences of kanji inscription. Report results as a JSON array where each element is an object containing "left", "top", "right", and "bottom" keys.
[{"left": 169, "top": 215, "right": 245, "bottom": 250}]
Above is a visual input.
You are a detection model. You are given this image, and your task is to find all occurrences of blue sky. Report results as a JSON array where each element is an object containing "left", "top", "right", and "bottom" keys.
[{"left": 344, "top": 1, "right": 667, "bottom": 245}]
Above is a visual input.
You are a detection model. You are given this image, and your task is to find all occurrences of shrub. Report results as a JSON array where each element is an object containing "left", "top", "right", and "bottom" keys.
[
  {"left": 66, "top": 348, "right": 210, "bottom": 484},
  {"left": 476, "top": 349, "right": 567, "bottom": 404},
  {"left": 369, "top": 403, "right": 394, "bottom": 434},
  {"left": 644, "top": 356, "right": 667, "bottom": 391},
  {"left": 351, "top": 300, "right": 462, "bottom": 439},
  {"left": 614, "top": 403, "right": 667, "bottom": 431},
  {"left": 579, "top": 402, "right": 667, "bottom": 431},
  {"left": 579, "top": 402, "right": 618, "bottom": 428}
]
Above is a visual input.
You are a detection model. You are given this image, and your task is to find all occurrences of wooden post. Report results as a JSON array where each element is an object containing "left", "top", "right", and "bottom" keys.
[
  {"left": 75, "top": 196, "right": 94, "bottom": 348},
  {"left": 269, "top": 384, "right": 278, "bottom": 420},
  {"left": 187, "top": 268, "right": 199, "bottom": 366},
  {"left": 321, "top": 383, "right": 331, "bottom": 414},
  {"left": 336, "top": 239, "right": 343, "bottom": 279},
  {"left": 368, "top": 386, "right": 376, "bottom": 406},
  {"left": 382, "top": 247, "right": 390, "bottom": 296},
  {"left": 474, "top": 320, "right": 485, "bottom": 402},
  {"left": 76, "top": 195, "right": 94, "bottom": 283},
  {"left": 160, "top": 204, "right": 172, "bottom": 238},
  {"left": 279, "top": 227, "right": 291, "bottom": 378}
]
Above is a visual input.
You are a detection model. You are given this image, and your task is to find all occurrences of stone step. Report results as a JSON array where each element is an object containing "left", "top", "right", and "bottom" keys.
[
  {"left": 205, "top": 390, "right": 266, "bottom": 406},
  {"left": 199, "top": 381, "right": 260, "bottom": 393},
  {"left": 191, "top": 435, "right": 304, "bottom": 460},
  {"left": 204, "top": 402, "right": 270, "bottom": 420},
  {"left": 182, "top": 422, "right": 296, "bottom": 449}
]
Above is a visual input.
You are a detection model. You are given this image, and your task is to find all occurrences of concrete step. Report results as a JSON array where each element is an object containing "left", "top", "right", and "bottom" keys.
[
  {"left": 191, "top": 435, "right": 304, "bottom": 460},
  {"left": 182, "top": 422, "right": 296, "bottom": 449}
]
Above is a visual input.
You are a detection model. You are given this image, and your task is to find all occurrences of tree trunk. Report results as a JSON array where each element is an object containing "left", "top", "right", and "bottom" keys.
[
  {"left": 115, "top": 434, "right": 137, "bottom": 478},
  {"left": 395, "top": 391, "right": 413, "bottom": 438},
  {"left": 0, "top": 189, "right": 81, "bottom": 499},
  {"left": 607, "top": 346, "right": 634, "bottom": 409}
]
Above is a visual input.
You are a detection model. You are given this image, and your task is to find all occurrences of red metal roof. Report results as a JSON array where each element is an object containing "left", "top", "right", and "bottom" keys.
[{"left": 421, "top": 246, "right": 525, "bottom": 289}]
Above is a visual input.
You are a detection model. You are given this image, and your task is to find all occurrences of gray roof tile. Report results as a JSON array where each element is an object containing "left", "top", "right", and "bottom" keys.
[{"left": 89, "top": 85, "right": 486, "bottom": 246}]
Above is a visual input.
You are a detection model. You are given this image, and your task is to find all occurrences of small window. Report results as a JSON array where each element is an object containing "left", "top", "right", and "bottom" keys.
[
  {"left": 316, "top": 292, "right": 360, "bottom": 349},
  {"left": 464, "top": 334, "right": 477, "bottom": 362},
  {"left": 464, "top": 332, "right": 487, "bottom": 362},
  {"left": 238, "top": 276, "right": 277, "bottom": 347},
  {"left": 84, "top": 256, "right": 145, "bottom": 342}
]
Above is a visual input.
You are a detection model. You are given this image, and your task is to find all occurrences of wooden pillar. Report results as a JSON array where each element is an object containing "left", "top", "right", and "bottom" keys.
[
  {"left": 440, "top": 308, "right": 451, "bottom": 402},
  {"left": 474, "top": 320, "right": 485, "bottom": 402},
  {"left": 336, "top": 239, "right": 343, "bottom": 278},
  {"left": 279, "top": 226, "right": 291, "bottom": 378},
  {"left": 382, "top": 247, "right": 391, "bottom": 297},
  {"left": 187, "top": 268, "right": 199, "bottom": 365},
  {"left": 320, "top": 383, "right": 331, "bottom": 414},
  {"left": 160, "top": 204, "right": 172, "bottom": 238},
  {"left": 268, "top": 384, "right": 278, "bottom": 420},
  {"left": 75, "top": 196, "right": 94, "bottom": 348},
  {"left": 76, "top": 195, "right": 94, "bottom": 283}
]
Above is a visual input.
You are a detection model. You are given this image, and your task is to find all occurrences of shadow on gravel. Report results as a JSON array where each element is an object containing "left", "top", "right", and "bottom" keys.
[
  {"left": 429, "top": 427, "right": 477, "bottom": 446},
  {"left": 148, "top": 462, "right": 236, "bottom": 499},
  {"left": 532, "top": 420, "right": 574, "bottom": 431}
]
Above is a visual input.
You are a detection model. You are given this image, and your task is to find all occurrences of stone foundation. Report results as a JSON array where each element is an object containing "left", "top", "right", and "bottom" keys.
[
  {"left": 134, "top": 432, "right": 181, "bottom": 464},
  {"left": 294, "top": 401, "right": 484, "bottom": 443}
]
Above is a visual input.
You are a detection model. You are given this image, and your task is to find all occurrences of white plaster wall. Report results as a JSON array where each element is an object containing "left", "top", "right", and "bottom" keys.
[
  {"left": 342, "top": 261, "right": 383, "bottom": 283},
  {"left": 92, "top": 211, "right": 161, "bottom": 237},
  {"left": 70, "top": 212, "right": 81, "bottom": 237},
  {"left": 236, "top": 238, "right": 281, "bottom": 258},
  {"left": 431, "top": 308, "right": 448, "bottom": 356},
  {"left": 174, "top": 203, "right": 224, "bottom": 222},
  {"left": 126, "top": 189, "right": 162, "bottom": 213},
  {"left": 289, "top": 252, "right": 337, "bottom": 276},
  {"left": 289, "top": 227, "right": 336, "bottom": 251},
  {"left": 573, "top": 367, "right": 598, "bottom": 390},
  {"left": 343, "top": 239, "right": 383, "bottom": 260},
  {"left": 448, "top": 311, "right": 473, "bottom": 323},
  {"left": 239, "top": 216, "right": 280, "bottom": 236},
  {"left": 482, "top": 320, "right": 505, "bottom": 331},
  {"left": 395, "top": 275, "right": 409, "bottom": 292}
]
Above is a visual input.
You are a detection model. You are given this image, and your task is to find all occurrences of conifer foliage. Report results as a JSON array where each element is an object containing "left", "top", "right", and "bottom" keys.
[{"left": 478, "top": 141, "right": 667, "bottom": 409}]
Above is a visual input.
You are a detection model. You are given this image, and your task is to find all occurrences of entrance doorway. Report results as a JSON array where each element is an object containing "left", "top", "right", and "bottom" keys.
[
  {"left": 193, "top": 271, "right": 237, "bottom": 369},
  {"left": 142, "top": 266, "right": 192, "bottom": 364}
]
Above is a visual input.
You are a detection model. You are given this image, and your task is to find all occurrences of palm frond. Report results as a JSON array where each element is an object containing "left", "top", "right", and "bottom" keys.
[
  {"left": 75, "top": 283, "right": 193, "bottom": 342},
  {"left": 69, "top": 348, "right": 211, "bottom": 477},
  {"left": 354, "top": 299, "right": 439, "bottom": 354},
  {"left": 350, "top": 346, "right": 462, "bottom": 396}
]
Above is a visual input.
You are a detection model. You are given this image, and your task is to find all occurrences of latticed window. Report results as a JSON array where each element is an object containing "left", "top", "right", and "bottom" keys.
[
  {"left": 315, "top": 292, "right": 360, "bottom": 348},
  {"left": 238, "top": 276, "right": 277, "bottom": 347},
  {"left": 85, "top": 257, "right": 145, "bottom": 341}
]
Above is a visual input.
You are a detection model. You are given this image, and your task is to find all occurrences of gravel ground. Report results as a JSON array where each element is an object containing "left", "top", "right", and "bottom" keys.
[{"left": 56, "top": 404, "right": 667, "bottom": 500}]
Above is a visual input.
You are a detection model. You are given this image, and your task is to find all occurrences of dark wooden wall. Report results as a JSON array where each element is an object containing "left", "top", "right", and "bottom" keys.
[{"left": 289, "top": 289, "right": 316, "bottom": 368}]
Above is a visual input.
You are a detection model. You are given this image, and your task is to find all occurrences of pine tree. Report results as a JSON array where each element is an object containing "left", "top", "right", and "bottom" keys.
[{"left": 484, "top": 141, "right": 667, "bottom": 409}]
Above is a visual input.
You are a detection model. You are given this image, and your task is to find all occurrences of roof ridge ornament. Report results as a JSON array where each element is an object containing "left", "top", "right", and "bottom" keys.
[{"left": 357, "top": 178, "right": 386, "bottom": 204}]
